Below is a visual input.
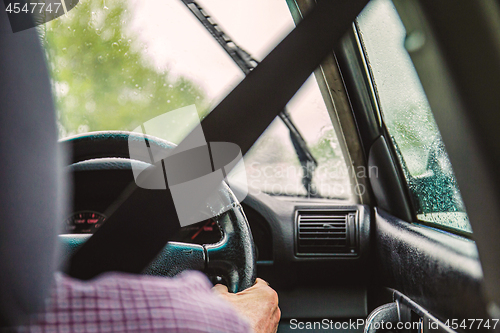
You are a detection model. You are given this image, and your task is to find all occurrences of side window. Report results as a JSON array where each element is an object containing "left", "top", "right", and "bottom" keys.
[{"left": 357, "top": 0, "right": 472, "bottom": 233}]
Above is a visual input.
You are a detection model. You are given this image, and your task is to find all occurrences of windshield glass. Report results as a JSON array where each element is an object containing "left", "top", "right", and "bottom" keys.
[
  {"left": 39, "top": 0, "right": 352, "bottom": 200},
  {"left": 39, "top": 0, "right": 292, "bottom": 140}
]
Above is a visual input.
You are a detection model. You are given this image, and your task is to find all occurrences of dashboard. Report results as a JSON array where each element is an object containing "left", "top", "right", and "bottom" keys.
[
  {"left": 66, "top": 158, "right": 274, "bottom": 259},
  {"left": 65, "top": 210, "right": 221, "bottom": 244},
  {"left": 65, "top": 157, "right": 370, "bottom": 319}
]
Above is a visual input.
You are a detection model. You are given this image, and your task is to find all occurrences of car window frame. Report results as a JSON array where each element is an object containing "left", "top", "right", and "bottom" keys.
[
  {"left": 288, "top": 0, "right": 375, "bottom": 207},
  {"left": 338, "top": 7, "right": 474, "bottom": 239}
]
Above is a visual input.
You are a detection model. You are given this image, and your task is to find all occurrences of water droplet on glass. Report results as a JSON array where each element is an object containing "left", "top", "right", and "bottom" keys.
[{"left": 405, "top": 30, "right": 425, "bottom": 53}]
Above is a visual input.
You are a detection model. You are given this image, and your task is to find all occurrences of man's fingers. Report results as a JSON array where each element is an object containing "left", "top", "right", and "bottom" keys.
[
  {"left": 255, "top": 278, "right": 270, "bottom": 286},
  {"left": 212, "top": 284, "right": 229, "bottom": 294}
]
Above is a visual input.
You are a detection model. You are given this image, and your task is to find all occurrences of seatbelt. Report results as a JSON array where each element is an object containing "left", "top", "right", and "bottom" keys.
[
  {"left": 181, "top": 0, "right": 319, "bottom": 197},
  {"left": 68, "top": 0, "right": 370, "bottom": 280},
  {"left": 196, "top": 0, "right": 369, "bottom": 155}
]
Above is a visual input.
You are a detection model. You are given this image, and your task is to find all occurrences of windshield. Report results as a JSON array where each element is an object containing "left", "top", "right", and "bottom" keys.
[{"left": 39, "top": 0, "right": 352, "bottom": 200}]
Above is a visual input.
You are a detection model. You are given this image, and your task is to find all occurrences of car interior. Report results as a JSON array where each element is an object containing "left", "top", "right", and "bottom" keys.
[{"left": 1, "top": 0, "right": 500, "bottom": 332}]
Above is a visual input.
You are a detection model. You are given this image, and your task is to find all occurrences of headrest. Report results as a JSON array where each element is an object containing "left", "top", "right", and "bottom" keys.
[{"left": 0, "top": 7, "right": 65, "bottom": 325}]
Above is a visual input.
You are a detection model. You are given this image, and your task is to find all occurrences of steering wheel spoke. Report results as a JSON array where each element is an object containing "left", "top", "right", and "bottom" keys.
[
  {"left": 60, "top": 235, "right": 205, "bottom": 277},
  {"left": 144, "top": 242, "right": 205, "bottom": 277}
]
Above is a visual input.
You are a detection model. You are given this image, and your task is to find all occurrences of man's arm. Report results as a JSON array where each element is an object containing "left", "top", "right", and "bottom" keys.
[
  {"left": 18, "top": 271, "right": 253, "bottom": 332},
  {"left": 17, "top": 271, "right": 280, "bottom": 333}
]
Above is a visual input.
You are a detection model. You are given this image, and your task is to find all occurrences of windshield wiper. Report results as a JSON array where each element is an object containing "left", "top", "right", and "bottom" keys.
[{"left": 181, "top": 0, "right": 318, "bottom": 197}]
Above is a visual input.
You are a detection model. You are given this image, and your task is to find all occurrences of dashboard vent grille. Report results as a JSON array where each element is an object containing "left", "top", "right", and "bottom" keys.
[{"left": 296, "top": 210, "right": 357, "bottom": 256}]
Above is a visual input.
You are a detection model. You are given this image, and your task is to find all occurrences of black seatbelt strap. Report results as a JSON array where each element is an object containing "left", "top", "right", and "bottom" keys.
[
  {"left": 67, "top": 0, "right": 370, "bottom": 280},
  {"left": 67, "top": 182, "right": 181, "bottom": 280},
  {"left": 196, "top": 0, "right": 369, "bottom": 155},
  {"left": 180, "top": 0, "right": 319, "bottom": 196}
]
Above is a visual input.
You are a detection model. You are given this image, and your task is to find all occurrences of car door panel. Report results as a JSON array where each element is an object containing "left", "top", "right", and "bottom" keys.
[{"left": 374, "top": 209, "right": 490, "bottom": 325}]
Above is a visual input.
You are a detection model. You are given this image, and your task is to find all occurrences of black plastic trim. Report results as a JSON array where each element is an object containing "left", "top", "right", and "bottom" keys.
[
  {"left": 334, "top": 27, "right": 382, "bottom": 154},
  {"left": 368, "top": 136, "right": 413, "bottom": 222}
]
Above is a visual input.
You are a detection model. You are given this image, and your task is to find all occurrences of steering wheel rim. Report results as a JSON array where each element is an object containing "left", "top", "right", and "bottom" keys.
[{"left": 60, "top": 131, "right": 257, "bottom": 293}]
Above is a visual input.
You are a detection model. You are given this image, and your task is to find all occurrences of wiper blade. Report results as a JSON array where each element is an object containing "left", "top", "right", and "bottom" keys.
[
  {"left": 181, "top": 0, "right": 258, "bottom": 75},
  {"left": 181, "top": 0, "right": 318, "bottom": 196},
  {"left": 278, "top": 109, "right": 317, "bottom": 195}
]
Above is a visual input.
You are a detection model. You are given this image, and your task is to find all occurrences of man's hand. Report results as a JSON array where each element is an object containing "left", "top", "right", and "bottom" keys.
[{"left": 213, "top": 278, "right": 281, "bottom": 333}]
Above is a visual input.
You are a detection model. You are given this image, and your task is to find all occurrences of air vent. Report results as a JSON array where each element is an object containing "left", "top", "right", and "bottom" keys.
[{"left": 295, "top": 210, "right": 358, "bottom": 256}]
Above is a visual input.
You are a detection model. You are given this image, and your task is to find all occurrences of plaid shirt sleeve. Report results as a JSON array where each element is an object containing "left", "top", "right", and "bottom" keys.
[{"left": 16, "top": 271, "right": 252, "bottom": 333}]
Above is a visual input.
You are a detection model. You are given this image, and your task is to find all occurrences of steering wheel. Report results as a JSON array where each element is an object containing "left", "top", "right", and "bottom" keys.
[{"left": 59, "top": 131, "right": 257, "bottom": 293}]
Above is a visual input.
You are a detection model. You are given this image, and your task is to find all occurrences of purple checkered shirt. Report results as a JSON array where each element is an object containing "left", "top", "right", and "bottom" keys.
[{"left": 15, "top": 271, "right": 251, "bottom": 333}]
